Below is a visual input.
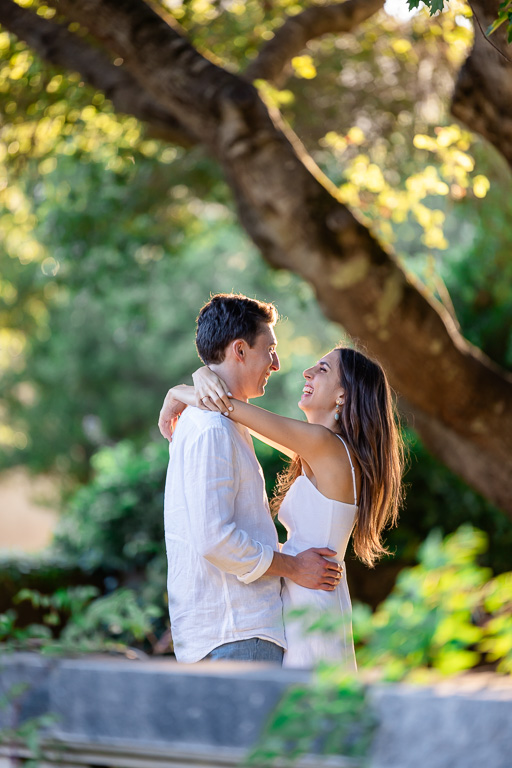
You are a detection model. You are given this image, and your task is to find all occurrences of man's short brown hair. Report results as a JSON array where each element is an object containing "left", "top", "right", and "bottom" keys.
[{"left": 195, "top": 294, "right": 278, "bottom": 365}]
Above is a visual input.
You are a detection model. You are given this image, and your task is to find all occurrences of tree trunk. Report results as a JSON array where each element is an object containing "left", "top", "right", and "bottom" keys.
[
  {"left": 7, "top": 0, "right": 512, "bottom": 513},
  {"left": 452, "top": 0, "right": 512, "bottom": 169}
]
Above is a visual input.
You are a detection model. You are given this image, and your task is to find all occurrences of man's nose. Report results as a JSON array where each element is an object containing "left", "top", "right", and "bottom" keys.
[{"left": 271, "top": 351, "right": 280, "bottom": 371}]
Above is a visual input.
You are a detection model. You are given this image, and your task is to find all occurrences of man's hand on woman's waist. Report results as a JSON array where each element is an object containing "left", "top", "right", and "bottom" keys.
[{"left": 266, "top": 548, "right": 342, "bottom": 591}]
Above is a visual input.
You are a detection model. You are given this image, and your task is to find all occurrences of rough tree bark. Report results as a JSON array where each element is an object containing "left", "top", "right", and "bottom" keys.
[
  {"left": 1, "top": 0, "right": 511, "bottom": 513},
  {"left": 452, "top": 0, "right": 512, "bottom": 169}
]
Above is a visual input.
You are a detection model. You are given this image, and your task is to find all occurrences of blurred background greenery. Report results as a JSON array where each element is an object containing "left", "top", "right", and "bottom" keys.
[{"left": 0, "top": 0, "right": 511, "bottom": 668}]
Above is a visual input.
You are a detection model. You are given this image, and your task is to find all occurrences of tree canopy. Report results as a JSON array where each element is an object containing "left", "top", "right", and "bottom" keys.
[{"left": 0, "top": 0, "right": 511, "bottom": 517}]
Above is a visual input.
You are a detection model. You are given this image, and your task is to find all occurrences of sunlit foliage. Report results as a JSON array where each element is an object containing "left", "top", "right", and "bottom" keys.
[
  {"left": 250, "top": 524, "right": 512, "bottom": 766},
  {"left": 0, "top": 19, "right": 340, "bottom": 474},
  {"left": 288, "top": 525, "right": 512, "bottom": 678},
  {"left": 411, "top": 0, "right": 512, "bottom": 45},
  {"left": 0, "top": 1, "right": 511, "bottom": 565},
  {"left": 487, "top": 1, "right": 512, "bottom": 42}
]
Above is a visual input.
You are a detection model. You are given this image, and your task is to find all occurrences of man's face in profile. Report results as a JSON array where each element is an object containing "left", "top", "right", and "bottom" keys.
[{"left": 241, "top": 324, "right": 280, "bottom": 400}]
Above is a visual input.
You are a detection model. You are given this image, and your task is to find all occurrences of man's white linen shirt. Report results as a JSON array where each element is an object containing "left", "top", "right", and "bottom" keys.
[{"left": 164, "top": 406, "right": 285, "bottom": 663}]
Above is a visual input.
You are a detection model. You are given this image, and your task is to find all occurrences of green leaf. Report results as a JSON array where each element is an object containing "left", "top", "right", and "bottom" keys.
[
  {"left": 435, "top": 648, "right": 481, "bottom": 675},
  {"left": 430, "top": 0, "right": 446, "bottom": 14},
  {"left": 14, "top": 589, "right": 41, "bottom": 607},
  {"left": 487, "top": 8, "right": 510, "bottom": 36}
]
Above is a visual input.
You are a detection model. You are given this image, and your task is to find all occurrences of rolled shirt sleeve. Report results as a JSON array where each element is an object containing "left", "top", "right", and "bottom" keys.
[{"left": 183, "top": 425, "right": 274, "bottom": 584}]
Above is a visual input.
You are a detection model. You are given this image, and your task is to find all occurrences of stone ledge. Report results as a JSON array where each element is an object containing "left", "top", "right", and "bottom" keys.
[
  {"left": 1, "top": 653, "right": 511, "bottom": 768},
  {"left": 0, "top": 739, "right": 356, "bottom": 768},
  {"left": 369, "top": 674, "right": 512, "bottom": 768}
]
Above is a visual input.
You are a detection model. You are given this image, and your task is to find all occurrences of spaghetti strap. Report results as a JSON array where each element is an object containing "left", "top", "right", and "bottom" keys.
[{"left": 335, "top": 435, "right": 358, "bottom": 505}]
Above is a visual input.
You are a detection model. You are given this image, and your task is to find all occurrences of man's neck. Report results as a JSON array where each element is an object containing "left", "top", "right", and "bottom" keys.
[{"left": 209, "top": 363, "right": 248, "bottom": 402}]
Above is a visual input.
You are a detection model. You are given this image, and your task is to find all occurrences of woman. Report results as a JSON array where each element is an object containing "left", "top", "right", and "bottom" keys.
[{"left": 167, "top": 346, "right": 404, "bottom": 669}]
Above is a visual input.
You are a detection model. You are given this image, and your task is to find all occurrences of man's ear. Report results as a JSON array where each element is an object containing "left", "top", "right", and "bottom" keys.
[{"left": 230, "top": 339, "right": 246, "bottom": 363}]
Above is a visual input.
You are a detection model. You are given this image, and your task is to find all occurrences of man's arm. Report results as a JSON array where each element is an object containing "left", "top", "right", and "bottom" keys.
[
  {"left": 184, "top": 425, "right": 274, "bottom": 584},
  {"left": 184, "top": 426, "right": 342, "bottom": 590}
]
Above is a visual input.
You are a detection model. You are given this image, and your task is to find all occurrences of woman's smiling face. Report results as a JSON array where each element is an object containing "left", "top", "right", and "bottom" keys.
[{"left": 299, "top": 350, "right": 344, "bottom": 418}]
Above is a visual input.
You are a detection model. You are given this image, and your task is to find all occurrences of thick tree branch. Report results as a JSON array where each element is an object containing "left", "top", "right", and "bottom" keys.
[
  {"left": 47, "top": 0, "right": 244, "bottom": 144},
  {"left": 0, "top": 0, "right": 197, "bottom": 147},
  {"left": 403, "top": 399, "right": 512, "bottom": 514},
  {"left": 45, "top": 0, "right": 269, "bottom": 171},
  {"left": 21, "top": 0, "right": 512, "bottom": 513},
  {"left": 245, "top": 0, "right": 385, "bottom": 86},
  {"left": 452, "top": 0, "right": 512, "bottom": 168}
]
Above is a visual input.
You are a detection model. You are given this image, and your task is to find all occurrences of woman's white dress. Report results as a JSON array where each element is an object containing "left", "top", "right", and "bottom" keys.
[{"left": 279, "top": 435, "right": 358, "bottom": 670}]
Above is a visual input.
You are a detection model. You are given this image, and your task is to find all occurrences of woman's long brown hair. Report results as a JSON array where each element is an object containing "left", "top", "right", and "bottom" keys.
[{"left": 270, "top": 348, "right": 405, "bottom": 567}]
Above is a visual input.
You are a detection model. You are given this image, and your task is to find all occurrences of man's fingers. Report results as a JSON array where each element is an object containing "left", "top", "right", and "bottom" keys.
[{"left": 316, "top": 578, "right": 336, "bottom": 591}]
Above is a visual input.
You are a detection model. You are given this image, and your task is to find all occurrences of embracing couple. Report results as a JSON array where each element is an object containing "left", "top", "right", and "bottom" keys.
[{"left": 158, "top": 293, "right": 404, "bottom": 667}]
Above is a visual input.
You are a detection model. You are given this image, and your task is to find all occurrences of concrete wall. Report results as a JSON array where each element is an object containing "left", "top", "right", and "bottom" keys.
[{"left": 0, "top": 654, "right": 511, "bottom": 768}]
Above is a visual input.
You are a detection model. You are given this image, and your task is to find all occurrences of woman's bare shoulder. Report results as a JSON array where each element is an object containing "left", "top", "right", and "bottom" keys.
[{"left": 306, "top": 431, "right": 361, "bottom": 502}]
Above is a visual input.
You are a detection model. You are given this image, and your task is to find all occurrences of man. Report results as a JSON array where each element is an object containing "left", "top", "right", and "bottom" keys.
[{"left": 158, "top": 293, "right": 341, "bottom": 663}]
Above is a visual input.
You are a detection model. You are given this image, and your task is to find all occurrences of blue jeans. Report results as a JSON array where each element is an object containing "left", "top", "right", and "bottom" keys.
[{"left": 204, "top": 638, "right": 284, "bottom": 663}]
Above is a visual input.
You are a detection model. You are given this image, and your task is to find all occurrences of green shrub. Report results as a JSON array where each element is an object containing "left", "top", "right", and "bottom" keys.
[
  {"left": 280, "top": 525, "right": 512, "bottom": 682},
  {"left": 52, "top": 440, "right": 169, "bottom": 574},
  {"left": 252, "top": 525, "right": 511, "bottom": 767},
  {"left": 249, "top": 672, "right": 374, "bottom": 766},
  {"left": 1, "top": 585, "right": 164, "bottom": 656},
  {"left": 353, "top": 525, "right": 512, "bottom": 678},
  {"left": 391, "top": 432, "right": 512, "bottom": 574}
]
